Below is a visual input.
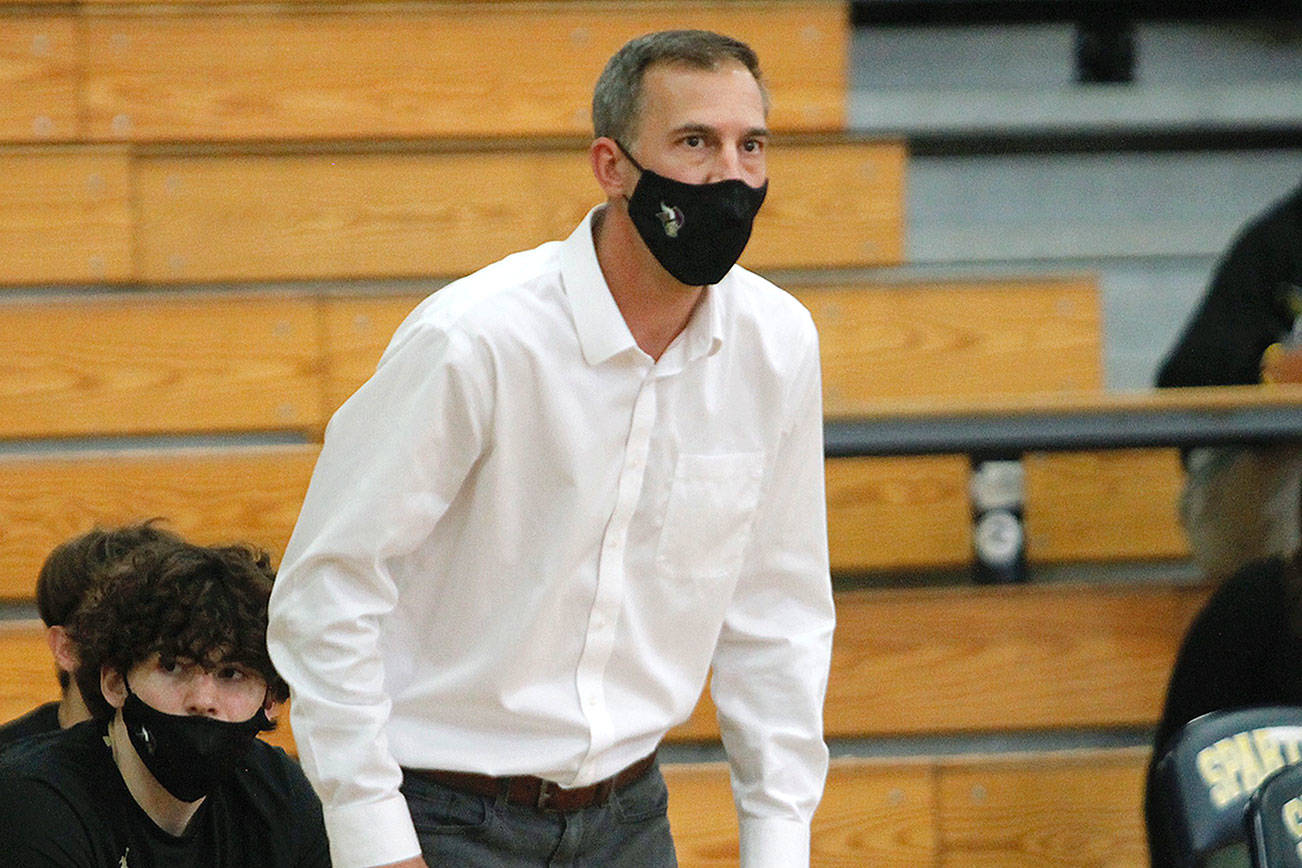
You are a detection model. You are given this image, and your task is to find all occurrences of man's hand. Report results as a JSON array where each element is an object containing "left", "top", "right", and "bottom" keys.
[
  {"left": 370, "top": 859, "right": 426, "bottom": 868},
  {"left": 1262, "top": 342, "right": 1302, "bottom": 384}
]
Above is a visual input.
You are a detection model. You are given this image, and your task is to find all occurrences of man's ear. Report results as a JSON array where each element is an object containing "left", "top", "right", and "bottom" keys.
[
  {"left": 45, "top": 625, "right": 78, "bottom": 674},
  {"left": 100, "top": 666, "right": 128, "bottom": 711},
  {"left": 590, "top": 137, "right": 634, "bottom": 200}
]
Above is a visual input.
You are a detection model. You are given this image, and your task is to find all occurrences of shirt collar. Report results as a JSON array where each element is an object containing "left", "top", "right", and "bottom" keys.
[
  {"left": 561, "top": 207, "right": 638, "bottom": 366},
  {"left": 561, "top": 206, "right": 726, "bottom": 368}
]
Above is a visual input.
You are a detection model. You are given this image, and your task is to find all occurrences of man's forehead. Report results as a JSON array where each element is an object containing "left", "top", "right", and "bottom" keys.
[{"left": 635, "top": 61, "right": 766, "bottom": 128}]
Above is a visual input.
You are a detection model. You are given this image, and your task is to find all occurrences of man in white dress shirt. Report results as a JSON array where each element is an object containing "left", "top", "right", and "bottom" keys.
[{"left": 267, "top": 29, "right": 835, "bottom": 868}]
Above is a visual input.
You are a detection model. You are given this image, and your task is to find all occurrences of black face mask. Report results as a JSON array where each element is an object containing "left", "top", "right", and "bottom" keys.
[
  {"left": 617, "top": 142, "right": 768, "bottom": 287},
  {"left": 121, "top": 685, "right": 273, "bottom": 802}
]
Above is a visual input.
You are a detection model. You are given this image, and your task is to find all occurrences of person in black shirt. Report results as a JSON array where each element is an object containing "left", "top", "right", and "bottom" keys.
[
  {"left": 0, "top": 521, "right": 182, "bottom": 751},
  {"left": 0, "top": 539, "right": 330, "bottom": 867},
  {"left": 1145, "top": 490, "right": 1302, "bottom": 867},
  {"left": 1156, "top": 181, "right": 1302, "bottom": 581}
]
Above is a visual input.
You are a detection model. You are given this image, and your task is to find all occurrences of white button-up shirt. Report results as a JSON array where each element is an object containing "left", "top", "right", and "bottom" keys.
[{"left": 267, "top": 208, "right": 835, "bottom": 868}]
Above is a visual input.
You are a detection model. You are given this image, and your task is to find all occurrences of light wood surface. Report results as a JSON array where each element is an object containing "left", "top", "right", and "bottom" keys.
[
  {"left": 668, "top": 582, "right": 1210, "bottom": 741},
  {"left": 133, "top": 140, "right": 905, "bottom": 282},
  {"left": 666, "top": 751, "right": 1151, "bottom": 867},
  {"left": 0, "top": 292, "right": 324, "bottom": 438},
  {"left": 0, "top": 620, "right": 59, "bottom": 721},
  {"left": 321, "top": 292, "right": 426, "bottom": 412},
  {"left": 665, "top": 758, "right": 939, "bottom": 867},
  {"left": 0, "top": 15, "right": 78, "bottom": 141},
  {"left": 936, "top": 748, "right": 1150, "bottom": 867},
  {"left": 827, "top": 449, "right": 1187, "bottom": 571},
  {"left": 0, "top": 445, "right": 318, "bottom": 600},
  {"left": 0, "top": 148, "right": 133, "bottom": 284},
  {"left": 78, "top": 2, "right": 847, "bottom": 142},
  {"left": 792, "top": 277, "right": 1102, "bottom": 413}
]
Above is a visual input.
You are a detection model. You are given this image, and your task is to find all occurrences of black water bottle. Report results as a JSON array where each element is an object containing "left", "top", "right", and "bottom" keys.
[{"left": 969, "top": 454, "right": 1028, "bottom": 584}]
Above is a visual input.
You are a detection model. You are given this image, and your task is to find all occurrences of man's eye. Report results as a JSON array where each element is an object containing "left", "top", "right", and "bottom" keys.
[
  {"left": 743, "top": 140, "right": 764, "bottom": 153},
  {"left": 217, "top": 667, "right": 246, "bottom": 681},
  {"left": 684, "top": 136, "right": 702, "bottom": 148}
]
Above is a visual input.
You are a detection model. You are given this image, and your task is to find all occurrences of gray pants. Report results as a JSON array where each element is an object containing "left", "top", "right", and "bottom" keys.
[
  {"left": 400, "top": 764, "right": 678, "bottom": 868},
  {"left": 1181, "top": 444, "right": 1302, "bottom": 580}
]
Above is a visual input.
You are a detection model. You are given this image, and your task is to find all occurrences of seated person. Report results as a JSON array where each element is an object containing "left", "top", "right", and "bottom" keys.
[
  {"left": 1156, "top": 181, "right": 1302, "bottom": 581},
  {"left": 1145, "top": 489, "right": 1302, "bottom": 866},
  {"left": 0, "top": 521, "right": 182, "bottom": 749},
  {"left": 0, "top": 539, "right": 329, "bottom": 867}
]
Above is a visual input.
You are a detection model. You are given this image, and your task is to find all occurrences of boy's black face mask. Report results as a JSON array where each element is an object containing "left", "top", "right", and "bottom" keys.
[
  {"left": 121, "top": 679, "right": 273, "bottom": 802},
  {"left": 617, "top": 141, "right": 768, "bottom": 287}
]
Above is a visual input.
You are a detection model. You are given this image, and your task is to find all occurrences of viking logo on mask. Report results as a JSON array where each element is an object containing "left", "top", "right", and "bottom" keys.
[
  {"left": 615, "top": 140, "right": 767, "bottom": 286},
  {"left": 656, "top": 202, "right": 685, "bottom": 238}
]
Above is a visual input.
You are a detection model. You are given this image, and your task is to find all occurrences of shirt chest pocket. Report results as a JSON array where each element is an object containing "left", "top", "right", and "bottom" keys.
[{"left": 654, "top": 452, "right": 765, "bottom": 582}]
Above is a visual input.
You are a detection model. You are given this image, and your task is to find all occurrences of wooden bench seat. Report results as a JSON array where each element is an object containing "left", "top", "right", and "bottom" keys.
[
  {"left": 0, "top": 1, "right": 844, "bottom": 144},
  {"left": 0, "top": 147, "right": 132, "bottom": 283},
  {"left": 669, "top": 582, "right": 1209, "bottom": 741},
  {"left": 0, "top": 139, "right": 904, "bottom": 285},
  {"left": 665, "top": 749, "right": 1152, "bottom": 866},
  {"left": 0, "top": 16, "right": 79, "bottom": 142},
  {"left": 0, "top": 291, "right": 323, "bottom": 438},
  {"left": 0, "top": 273, "right": 1188, "bottom": 580},
  {"left": 1, "top": 582, "right": 1206, "bottom": 738},
  {"left": 73, "top": 1, "right": 845, "bottom": 143},
  {"left": 0, "top": 445, "right": 318, "bottom": 599}
]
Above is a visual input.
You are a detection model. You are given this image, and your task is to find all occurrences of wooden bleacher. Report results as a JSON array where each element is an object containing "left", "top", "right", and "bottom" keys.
[
  {"left": 664, "top": 749, "right": 1152, "bottom": 866},
  {"left": 0, "top": 139, "right": 904, "bottom": 285},
  {"left": 0, "top": 1, "right": 1236, "bottom": 863}
]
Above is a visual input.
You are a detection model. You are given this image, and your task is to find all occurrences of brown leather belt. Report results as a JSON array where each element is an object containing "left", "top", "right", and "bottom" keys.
[{"left": 408, "top": 751, "right": 657, "bottom": 812}]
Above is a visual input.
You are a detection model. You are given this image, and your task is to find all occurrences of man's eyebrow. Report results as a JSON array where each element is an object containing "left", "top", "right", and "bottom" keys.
[{"left": 671, "top": 124, "right": 771, "bottom": 138}]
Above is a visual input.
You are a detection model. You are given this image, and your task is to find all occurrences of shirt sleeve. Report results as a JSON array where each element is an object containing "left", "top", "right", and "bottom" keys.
[
  {"left": 708, "top": 323, "right": 835, "bottom": 868},
  {"left": 266, "top": 320, "right": 490, "bottom": 868}
]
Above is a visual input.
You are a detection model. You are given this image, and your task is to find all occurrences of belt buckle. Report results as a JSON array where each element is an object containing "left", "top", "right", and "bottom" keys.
[{"left": 536, "top": 780, "right": 564, "bottom": 811}]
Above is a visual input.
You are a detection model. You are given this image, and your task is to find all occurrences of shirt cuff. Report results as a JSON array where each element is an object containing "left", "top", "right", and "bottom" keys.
[
  {"left": 323, "top": 793, "right": 421, "bottom": 868},
  {"left": 739, "top": 816, "right": 811, "bottom": 868}
]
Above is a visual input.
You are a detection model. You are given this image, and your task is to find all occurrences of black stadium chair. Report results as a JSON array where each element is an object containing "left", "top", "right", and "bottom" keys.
[
  {"left": 1148, "top": 707, "right": 1302, "bottom": 867},
  {"left": 1248, "top": 761, "right": 1302, "bottom": 867}
]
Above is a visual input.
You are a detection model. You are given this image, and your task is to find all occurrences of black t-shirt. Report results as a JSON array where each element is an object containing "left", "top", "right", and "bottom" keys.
[
  {"left": 1145, "top": 556, "right": 1302, "bottom": 866},
  {"left": 1156, "top": 182, "right": 1302, "bottom": 390},
  {"left": 0, "top": 700, "right": 60, "bottom": 753},
  {"left": 1152, "top": 556, "right": 1302, "bottom": 760},
  {"left": 0, "top": 720, "right": 331, "bottom": 868}
]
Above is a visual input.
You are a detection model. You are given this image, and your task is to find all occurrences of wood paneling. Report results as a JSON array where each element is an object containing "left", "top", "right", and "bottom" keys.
[
  {"left": 664, "top": 759, "right": 938, "bottom": 867},
  {"left": 321, "top": 293, "right": 426, "bottom": 412},
  {"left": 0, "top": 620, "right": 59, "bottom": 725},
  {"left": 795, "top": 278, "right": 1102, "bottom": 414},
  {"left": 827, "top": 450, "right": 1186, "bottom": 572},
  {"left": 0, "top": 293, "right": 323, "bottom": 437},
  {"left": 755, "top": 142, "right": 907, "bottom": 270},
  {"left": 0, "top": 16, "right": 78, "bottom": 141},
  {"left": 1027, "top": 449, "right": 1188, "bottom": 562},
  {"left": 826, "top": 455, "right": 972, "bottom": 571},
  {"left": 135, "top": 141, "right": 904, "bottom": 283},
  {"left": 135, "top": 151, "right": 556, "bottom": 282},
  {"left": 0, "top": 445, "right": 318, "bottom": 599},
  {"left": 81, "top": 2, "right": 846, "bottom": 142},
  {"left": 937, "top": 748, "right": 1150, "bottom": 867},
  {"left": 669, "top": 583, "right": 1210, "bottom": 741},
  {"left": 0, "top": 149, "right": 133, "bottom": 284}
]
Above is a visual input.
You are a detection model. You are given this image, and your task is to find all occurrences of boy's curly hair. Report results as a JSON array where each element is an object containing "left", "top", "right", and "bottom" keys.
[{"left": 69, "top": 539, "right": 288, "bottom": 720}]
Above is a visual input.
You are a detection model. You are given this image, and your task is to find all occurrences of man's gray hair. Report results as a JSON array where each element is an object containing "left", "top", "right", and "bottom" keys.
[{"left": 592, "top": 30, "right": 768, "bottom": 146}]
